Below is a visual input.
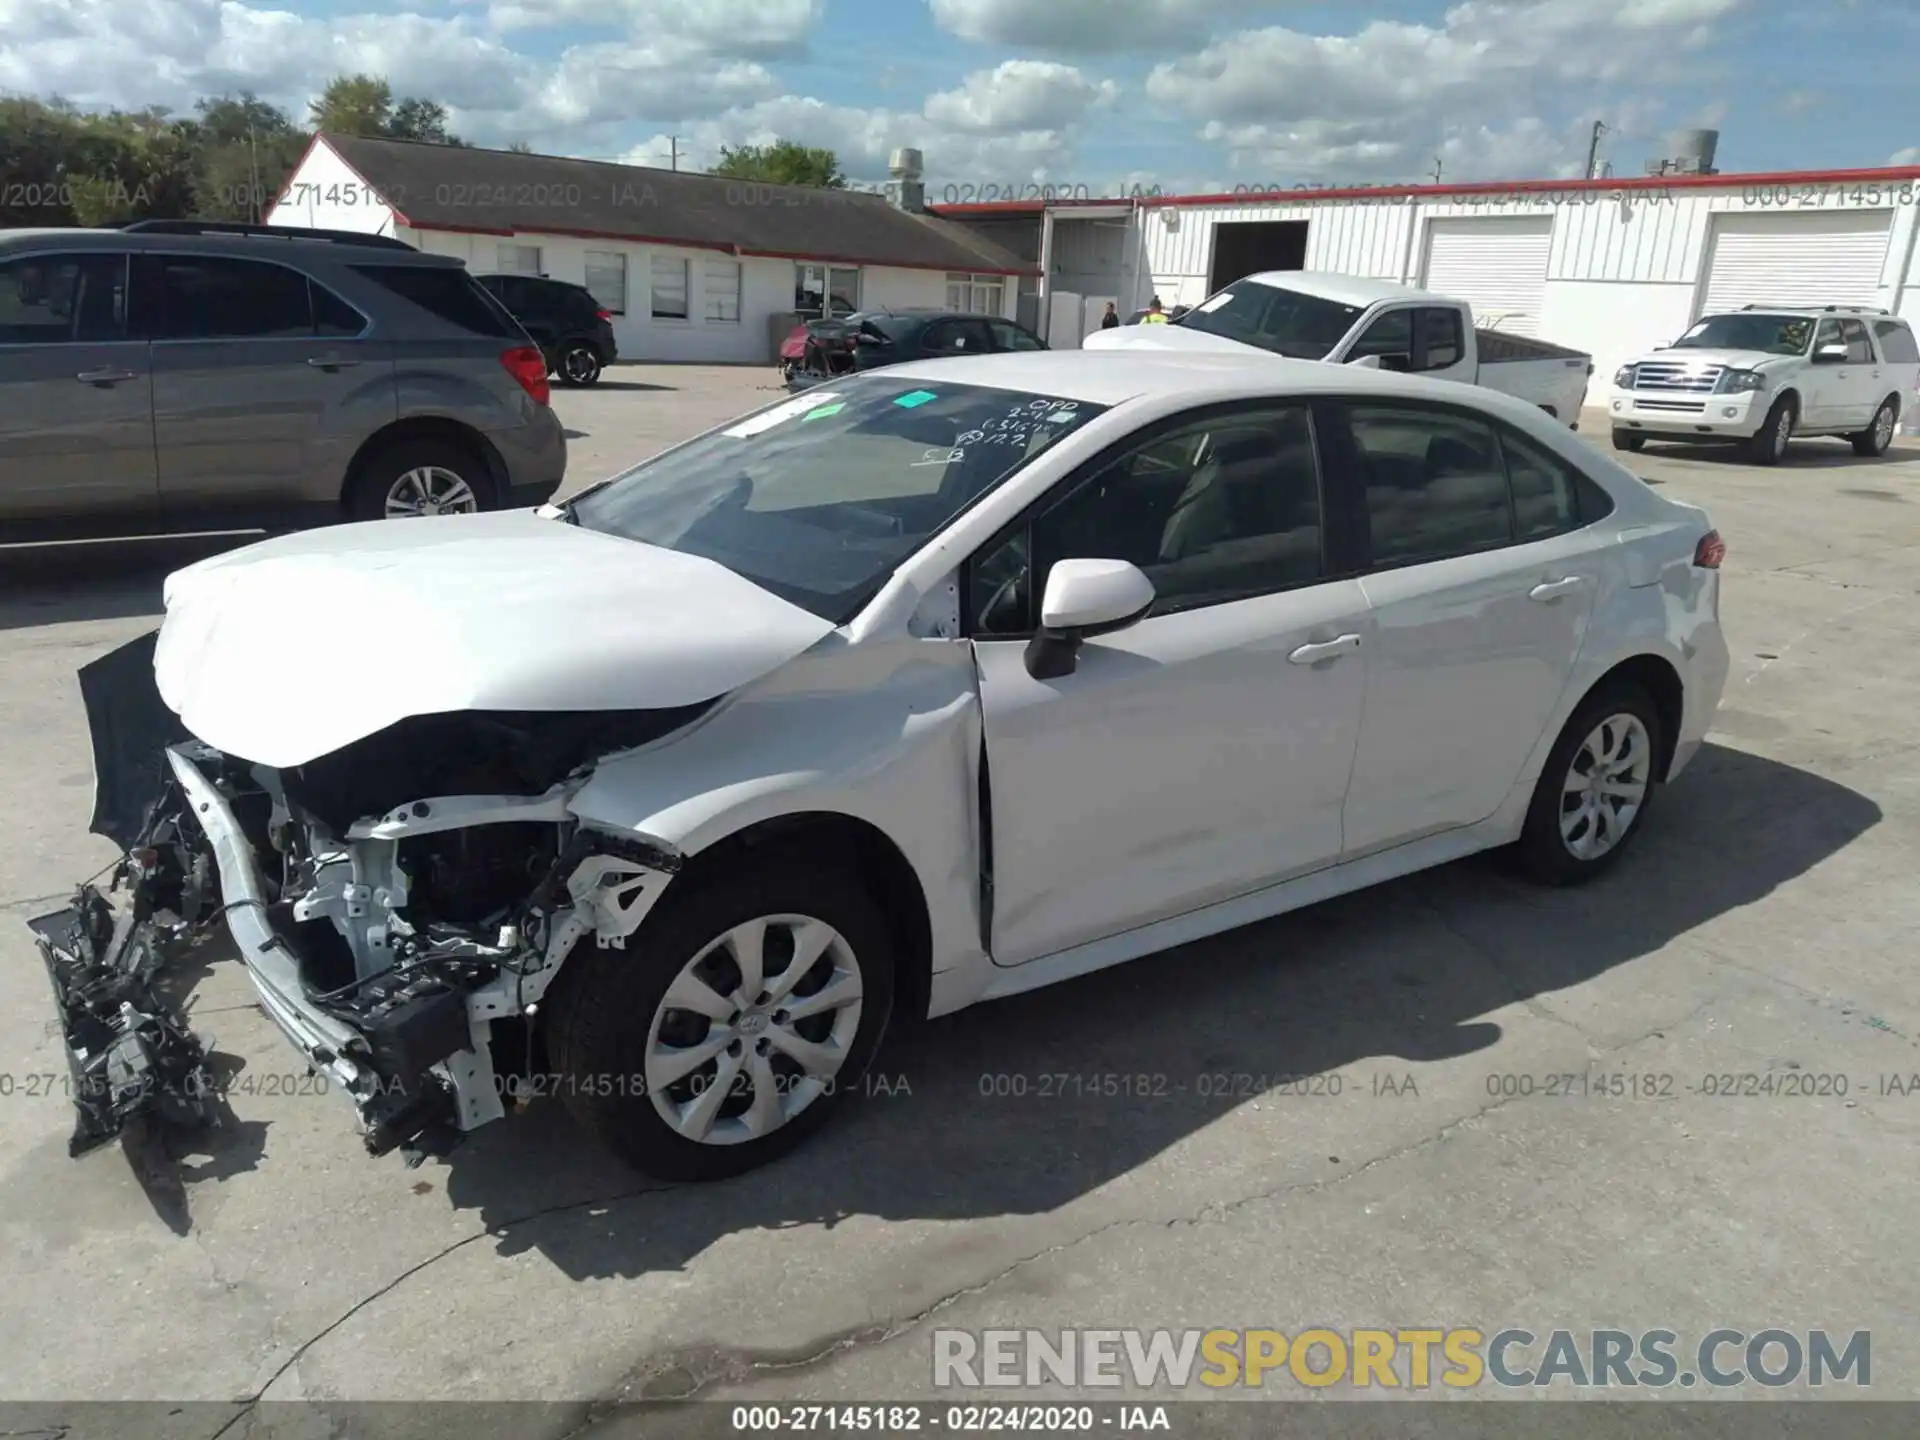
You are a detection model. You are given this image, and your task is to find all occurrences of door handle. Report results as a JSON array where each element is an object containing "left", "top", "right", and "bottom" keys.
[
  {"left": 307, "top": 355, "right": 360, "bottom": 370},
  {"left": 1530, "top": 577, "right": 1584, "bottom": 601},
  {"left": 1288, "top": 634, "right": 1362, "bottom": 665},
  {"left": 75, "top": 368, "right": 137, "bottom": 385}
]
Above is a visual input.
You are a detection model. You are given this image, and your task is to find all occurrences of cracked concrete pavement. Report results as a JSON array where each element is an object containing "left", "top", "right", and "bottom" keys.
[{"left": 1, "top": 370, "right": 1916, "bottom": 1426}]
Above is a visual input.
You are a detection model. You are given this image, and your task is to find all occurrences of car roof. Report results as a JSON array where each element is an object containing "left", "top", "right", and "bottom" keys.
[
  {"left": 1234, "top": 270, "right": 1442, "bottom": 309},
  {"left": 870, "top": 348, "right": 1530, "bottom": 409},
  {"left": 0, "top": 225, "right": 462, "bottom": 264}
]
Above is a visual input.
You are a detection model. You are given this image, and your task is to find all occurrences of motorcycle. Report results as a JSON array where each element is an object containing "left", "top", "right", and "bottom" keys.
[{"left": 779, "top": 317, "right": 860, "bottom": 388}]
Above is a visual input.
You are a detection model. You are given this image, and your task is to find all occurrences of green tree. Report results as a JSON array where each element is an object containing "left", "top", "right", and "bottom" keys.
[
  {"left": 0, "top": 95, "right": 87, "bottom": 225},
  {"left": 309, "top": 74, "right": 465, "bottom": 145},
  {"left": 711, "top": 140, "right": 846, "bottom": 188},
  {"left": 186, "top": 92, "right": 304, "bottom": 220}
]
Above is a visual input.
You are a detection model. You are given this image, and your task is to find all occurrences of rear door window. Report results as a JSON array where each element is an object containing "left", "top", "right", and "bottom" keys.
[
  {"left": 0, "top": 252, "right": 129, "bottom": 343},
  {"left": 139, "top": 255, "right": 314, "bottom": 339},
  {"left": 1839, "top": 318, "right": 1874, "bottom": 364},
  {"left": 1342, "top": 404, "right": 1514, "bottom": 567}
]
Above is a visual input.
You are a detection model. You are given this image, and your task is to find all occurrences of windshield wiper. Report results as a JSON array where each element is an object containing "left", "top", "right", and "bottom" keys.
[{"left": 550, "top": 478, "right": 612, "bottom": 525}]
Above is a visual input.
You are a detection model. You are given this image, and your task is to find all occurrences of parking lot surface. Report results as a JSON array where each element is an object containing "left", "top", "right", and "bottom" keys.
[{"left": 1, "top": 365, "right": 1918, "bottom": 1425}]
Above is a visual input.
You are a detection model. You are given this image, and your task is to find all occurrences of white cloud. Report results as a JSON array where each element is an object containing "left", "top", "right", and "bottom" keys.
[
  {"left": 1145, "top": 0, "right": 1750, "bottom": 183},
  {"left": 928, "top": 0, "right": 1276, "bottom": 53},
  {"left": 922, "top": 60, "right": 1117, "bottom": 134},
  {"left": 1891, "top": 147, "right": 1920, "bottom": 166},
  {"left": 486, "top": 0, "right": 824, "bottom": 59}
]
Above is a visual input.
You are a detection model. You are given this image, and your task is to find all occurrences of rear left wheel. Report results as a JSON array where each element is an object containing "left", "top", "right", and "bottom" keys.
[
  {"left": 546, "top": 860, "right": 896, "bottom": 1181},
  {"left": 556, "top": 341, "right": 603, "bottom": 387},
  {"left": 1515, "top": 683, "right": 1664, "bottom": 885},
  {"left": 1851, "top": 398, "right": 1897, "bottom": 457}
]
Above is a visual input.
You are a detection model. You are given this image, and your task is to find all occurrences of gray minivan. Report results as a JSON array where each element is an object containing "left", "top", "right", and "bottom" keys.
[{"left": 0, "top": 220, "right": 567, "bottom": 540}]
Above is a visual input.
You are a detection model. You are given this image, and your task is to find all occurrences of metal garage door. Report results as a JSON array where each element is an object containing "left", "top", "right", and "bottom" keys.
[
  {"left": 1699, "top": 211, "right": 1893, "bottom": 314},
  {"left": 1419, "top": 217, "right": 1553, "bottom": 336}
]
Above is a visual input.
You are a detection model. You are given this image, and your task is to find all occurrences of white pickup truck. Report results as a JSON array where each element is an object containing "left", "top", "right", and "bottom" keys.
[
  {"left": 1606, "top": 306, "right": 1920, "bottom": 464},
  {"left": 1084, "top": 271, "right": 1594, "bottom": 427}
]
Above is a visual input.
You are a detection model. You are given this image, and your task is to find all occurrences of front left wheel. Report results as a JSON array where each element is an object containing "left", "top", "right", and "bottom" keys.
[
  {"left": 1514, "top": 682, "right": 1665, "bottom": 885},
  {"left": 545, "top": 859, "right": 896, "bottom": 1181}
]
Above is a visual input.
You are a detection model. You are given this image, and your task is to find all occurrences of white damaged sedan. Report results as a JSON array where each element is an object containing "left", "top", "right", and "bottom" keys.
[{"left": 31, "top": 352, "right": 1729, "bottom": 1181}]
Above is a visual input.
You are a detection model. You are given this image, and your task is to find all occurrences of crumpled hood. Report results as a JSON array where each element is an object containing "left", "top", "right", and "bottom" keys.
[
  {"left": 154, "top": 511, "right": 836, "bottom": 769},
  {"left": 1083, "top": 324, "right": 1282, "bottom": 357},
  {"left": 1632, "top": 347, "right": 1787, "bottom": 371}
]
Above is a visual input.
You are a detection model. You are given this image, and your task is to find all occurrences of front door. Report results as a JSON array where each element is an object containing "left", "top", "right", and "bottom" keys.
[
  {"left": 967, "top": 401, "right": 1368, "bottom": 965},
  {"left": 1329, "top": 400, "right": 1597, "bottom": 857},
  {"left": 0, "top": 250, "right": 157, "bottom": 525},
  {"left": 138, "top": 253, "right": 391, "bottom": 519}
]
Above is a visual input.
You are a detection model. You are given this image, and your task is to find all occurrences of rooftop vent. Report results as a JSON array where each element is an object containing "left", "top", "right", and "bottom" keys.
[
  {"left": 1646, "top": 128, "right": 1719, "bottom": 176},
  {"left": 888, "top": 148, "right": 925, "bottom": 213}
]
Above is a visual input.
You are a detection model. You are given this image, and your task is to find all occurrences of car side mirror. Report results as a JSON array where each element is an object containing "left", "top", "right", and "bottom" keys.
[
  {"left": 1814, "top": 343, "right": 1848, "bottom": 363},
  {"left": 1023, "top": 558, "right": 1156, "bottom": 680}
]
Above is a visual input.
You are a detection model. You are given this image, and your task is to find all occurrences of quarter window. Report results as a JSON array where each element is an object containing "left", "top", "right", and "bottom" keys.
[
  {"left": 968, "top": 405, "right": 1326, "bottom": 634},
  {"left": 1343, "top": 405, "right": 1513, "bottom": 567},
  {"left": 1872, "top": 319, "right": 1918, "bottom": 364}
]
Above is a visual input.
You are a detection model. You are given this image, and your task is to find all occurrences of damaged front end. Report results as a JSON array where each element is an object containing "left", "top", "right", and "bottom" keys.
[{"left": 30, "top": 632, "right": 701, "bottom": 1164}]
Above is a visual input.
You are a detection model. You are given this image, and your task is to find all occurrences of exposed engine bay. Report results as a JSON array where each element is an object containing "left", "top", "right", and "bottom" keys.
[{"left": 30, "top": 631, "right": 702, "bottom": 1164}]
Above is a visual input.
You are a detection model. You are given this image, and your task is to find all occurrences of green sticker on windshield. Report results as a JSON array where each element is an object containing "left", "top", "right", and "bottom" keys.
[
  {"left": 802, "top": 401, "right": 844, "bottom": 420},
  {"left": 893, "top": 390, "right": 937, "bottom": 408}
]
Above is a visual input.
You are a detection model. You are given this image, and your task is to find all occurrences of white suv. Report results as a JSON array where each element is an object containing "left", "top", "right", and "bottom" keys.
[{"left": 1607, "top": 307, "right": 1920, "bottom": 465}]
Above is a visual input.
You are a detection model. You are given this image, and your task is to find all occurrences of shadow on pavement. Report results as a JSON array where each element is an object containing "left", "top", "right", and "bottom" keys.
[
  {"left": 0, "top": 534, "right": 256, "bottom": 631},
  {"left": 185, "top": 740, "right": 1870, "bottom": 1284}
]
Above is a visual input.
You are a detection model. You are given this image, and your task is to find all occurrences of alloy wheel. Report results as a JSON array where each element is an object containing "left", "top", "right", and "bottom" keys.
[
  {"left": 1874, "top": 404, "right": 1895, "bottom": 451},
  {"left": 1560, "top": 713, "right": 1652, "bottom": 861},
  {"left": 1771, "top": 406, "right": 1792, "bottom": 459},
  {"left": 385, "top": 465, "right": 479, "bottom": 518},
  {"left": 563, "top": 346, "right": 599, "bottom": 383},
  {"left": 644, "top": 914, "right": 864, "bottom": 1145}
]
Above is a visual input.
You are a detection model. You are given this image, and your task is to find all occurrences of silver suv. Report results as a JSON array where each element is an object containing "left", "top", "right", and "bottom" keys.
[{"left": 0, "top": 220, "right": 567, "bottom": 539}]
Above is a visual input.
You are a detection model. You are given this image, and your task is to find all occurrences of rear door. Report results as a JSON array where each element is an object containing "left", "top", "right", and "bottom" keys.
[
  {"left": 1328, "top": 399, "right": 1600, "bottom": 857},
  {"left": 1803, "top": 317, "right": 1856, "bottom": 429},
  {"left": 0, "top": 249, "right": 157, "bottom": 525},
  {"left": 1835, "top": 317, "right": 1879, "bottom": 429},
  {"left": 140, "top": 252, "right": 394, "bottom": 518},
  {"left": 1872, "top": 318, "right": 1920, "bottom": 420}
]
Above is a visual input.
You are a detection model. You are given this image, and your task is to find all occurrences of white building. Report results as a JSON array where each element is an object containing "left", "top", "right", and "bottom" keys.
[
  {"left": 935, "top": 164, "right": 1920, "bottom": 386},
  {"left": 267, "top": 134, "right": 1034, "bottom": 364}
]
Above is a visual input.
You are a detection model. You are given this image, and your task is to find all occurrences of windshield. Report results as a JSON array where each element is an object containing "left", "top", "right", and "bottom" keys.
[
  {"left": 1672, "top": 313, "right": 1814, "bottom": 356},
  {"left": 1172, "top": 279, "right": 1364, "bottom": 358},
  {"left": 568, "top": 375, "right": 1108, "bottom": 622}
]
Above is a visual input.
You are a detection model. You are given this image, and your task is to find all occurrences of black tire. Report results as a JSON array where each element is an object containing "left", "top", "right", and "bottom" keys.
[
  {"left": 345, "top": 438, "right": 497, "bottom": 522},
  {"left": 556, "top": 341, "right": 603, "bottom": 387},
  {"left": 1851, "top": 397, "right": 1898, "bottom": 457},
  {"left": 545, "top": 858, "right": 897, "bottom": 1182},
  {"left": 1611, "top": 429, "right": 1645, "bottom": 453},
  {"left": 1514, "top": 681, "right": 1666, "bottom": 886},
  {"left": 1743, "top": 394, "right": 1796, "bottom": 465}
]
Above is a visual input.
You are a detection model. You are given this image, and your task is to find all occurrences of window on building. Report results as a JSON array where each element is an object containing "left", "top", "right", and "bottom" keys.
[
  {"left": 704, "top": 259, "right": 742, "bottom": 322},
  {"left": 796, "top": 264, "right": 859, "bottom": 317},
  {"left": 650, "top": 255, "right": 690, "bottom": 320},
  {"left": 583, "top": 251, "right": 627, "bottom": 314},
  {"left": 946, "top": 273, "right": 1005, "bottom": 315},
  {"left": 497, "top": 243, "right": 542, "bottom": 275}
]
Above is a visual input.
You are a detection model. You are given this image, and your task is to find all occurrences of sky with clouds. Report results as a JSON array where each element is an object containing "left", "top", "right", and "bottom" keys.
[{"left": 1, "top": 0, "right": 1915, "bottom": 195}]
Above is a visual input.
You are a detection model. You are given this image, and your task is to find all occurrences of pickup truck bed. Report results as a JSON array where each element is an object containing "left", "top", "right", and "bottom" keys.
[{"left": 1476, "top": 329, "right": 1591, "bottom": 364}]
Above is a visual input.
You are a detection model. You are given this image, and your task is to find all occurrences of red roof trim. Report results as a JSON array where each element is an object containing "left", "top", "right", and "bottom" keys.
[
  {"left": 401, "top": 219, "right": 1035, "bottom": 275},
  {"left": 929, "top": 164, "right": 1920, "bottom": 216}
]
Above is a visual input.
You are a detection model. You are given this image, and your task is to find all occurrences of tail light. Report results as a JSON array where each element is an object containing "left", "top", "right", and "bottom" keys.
[
  {"left": 500, "top": 346, "right": 550, "bottom": 406},
  {"left": 1693, "top": 529, "right": 1725, "bottom": 568},
  {"left": 595, "top": 308, "right": 612, "bottom": 321}
]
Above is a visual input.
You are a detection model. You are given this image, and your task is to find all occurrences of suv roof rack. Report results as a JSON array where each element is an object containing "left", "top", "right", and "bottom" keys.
[
  {"left": 118, "top": 220, "right": 416, "bottom": 251},
  {"left": 1739, "top": 301, "right": 1890, "bottom": 315}
]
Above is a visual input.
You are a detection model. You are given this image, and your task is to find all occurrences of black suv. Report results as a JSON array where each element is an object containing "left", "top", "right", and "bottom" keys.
[
  {"left": 847, "top": 308, "right": 1048, "bottom": 369},
  {"left": 0, "top": 220, "right": 566, "bottom": 539},
  {"left": 474, "top": 273, "right": 618, "bottom": 386}
]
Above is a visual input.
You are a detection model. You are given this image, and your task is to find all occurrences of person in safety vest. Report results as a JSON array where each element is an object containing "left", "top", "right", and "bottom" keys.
[{"left": 1142, "top": 296, "right": 1169, "bottom": 323}]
